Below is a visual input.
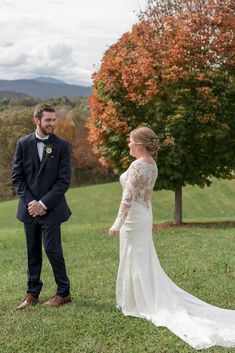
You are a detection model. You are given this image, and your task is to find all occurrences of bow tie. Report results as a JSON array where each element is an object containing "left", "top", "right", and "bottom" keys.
[{"left": 35, "top": 137, "right": 50, "bottom": 145}]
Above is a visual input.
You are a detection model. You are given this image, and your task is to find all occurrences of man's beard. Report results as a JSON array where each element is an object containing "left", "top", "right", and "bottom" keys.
[{"left": 39, "top": 124, "right": 54, "bottom": 136}]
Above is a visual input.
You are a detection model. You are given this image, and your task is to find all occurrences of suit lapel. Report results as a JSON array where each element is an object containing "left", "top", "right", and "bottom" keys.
[
  {"left": 30, "top": 133, "right": 40, "bottom": 171},
  {"left": 38, "top": 152, "right": 48, "bottom": 177},
  {"left": 38, "top": 134, "right": 55, "bottom": 177}
]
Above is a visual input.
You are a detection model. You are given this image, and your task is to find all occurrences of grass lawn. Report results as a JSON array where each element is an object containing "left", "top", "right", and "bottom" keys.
[{"left": 0, "top": 179, "right": 235, "bottom": 353}]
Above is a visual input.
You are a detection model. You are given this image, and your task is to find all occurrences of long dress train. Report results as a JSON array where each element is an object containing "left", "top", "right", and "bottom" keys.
[{"left": 111, "top": 159, "right": 235, "bottom": 350}]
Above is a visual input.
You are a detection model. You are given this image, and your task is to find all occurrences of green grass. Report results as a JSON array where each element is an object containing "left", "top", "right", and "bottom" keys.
[{"left": 0, "top": 179, "right": 235, "bottom": 353}]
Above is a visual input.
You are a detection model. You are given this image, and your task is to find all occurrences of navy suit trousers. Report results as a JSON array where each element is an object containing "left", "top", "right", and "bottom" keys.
[{"left": 24, "top": 220, "right": 70, "bottom": 297}]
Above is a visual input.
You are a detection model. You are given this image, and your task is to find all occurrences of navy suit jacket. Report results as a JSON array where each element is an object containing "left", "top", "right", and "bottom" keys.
[{"left": 12, "top": 133, "right": 72, "bottom": 224}]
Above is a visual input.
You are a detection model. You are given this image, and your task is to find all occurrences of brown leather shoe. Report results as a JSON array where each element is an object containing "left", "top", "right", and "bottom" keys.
[
  {"left": 16, "top": 293, "right": 39, "bottom": 310},
  {"left": 42, "top": 295, "right": 71, "bottom": 308}
]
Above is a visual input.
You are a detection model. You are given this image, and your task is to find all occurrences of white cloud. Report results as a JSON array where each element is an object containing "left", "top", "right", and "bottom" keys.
[
  {"left": 0, "top": 42, "right": 14, "bottom": 48},
  {"left": 0, "top": 0, "right": 146, "bottom": 85}
]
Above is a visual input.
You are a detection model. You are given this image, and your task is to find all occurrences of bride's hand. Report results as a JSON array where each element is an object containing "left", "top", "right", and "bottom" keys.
[{"left": 109, "top": 227, "right": 117, "bottom": 236}]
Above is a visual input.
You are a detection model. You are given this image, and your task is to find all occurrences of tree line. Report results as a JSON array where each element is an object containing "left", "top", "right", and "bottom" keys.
[{"left": 0, "top": 96, "right": 116, "bottom": 201}]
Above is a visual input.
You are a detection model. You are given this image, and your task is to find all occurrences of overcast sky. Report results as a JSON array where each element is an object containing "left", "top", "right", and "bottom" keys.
[{"left": 0, "top": 0, "right": 147, "bottom": 86}]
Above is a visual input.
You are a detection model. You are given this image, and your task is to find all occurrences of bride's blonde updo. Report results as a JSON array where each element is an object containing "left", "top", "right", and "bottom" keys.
[{"left": 130, "top": 127, "right": 160, "bottom": 158}]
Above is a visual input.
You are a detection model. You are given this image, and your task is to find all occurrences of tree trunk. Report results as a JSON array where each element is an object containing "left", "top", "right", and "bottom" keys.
[{"left": 174, "top": 186, "right": 182, "bottom": 225}]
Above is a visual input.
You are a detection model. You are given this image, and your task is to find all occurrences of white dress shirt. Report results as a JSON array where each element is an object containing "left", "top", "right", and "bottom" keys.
[
  {"left": 35, "top": 131, "right": 49, "bottom": 161},
  {"left": 35, "top": 131, "right": 49, "bottom": 210}
]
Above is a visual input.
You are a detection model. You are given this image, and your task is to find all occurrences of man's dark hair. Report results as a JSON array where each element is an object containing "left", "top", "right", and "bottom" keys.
[{"left": 34, "top": 104, "right": 55, "bottom": 120}]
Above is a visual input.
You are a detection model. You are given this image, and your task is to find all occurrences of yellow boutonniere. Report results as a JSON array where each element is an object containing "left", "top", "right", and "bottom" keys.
[{"left": 45, "top": 144, "right": 53, "bottom": 156}]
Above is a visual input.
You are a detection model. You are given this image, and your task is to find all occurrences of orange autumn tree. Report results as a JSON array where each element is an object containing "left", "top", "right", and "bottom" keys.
[
  {"left": 54, "top": 115, "right": 77, "bottom": 183},
  {"left": 68, "top": 108, "right": 115, "bottom": 185},
  {"left": 88, "top": 0, "right": 235, "bottom": 224}
]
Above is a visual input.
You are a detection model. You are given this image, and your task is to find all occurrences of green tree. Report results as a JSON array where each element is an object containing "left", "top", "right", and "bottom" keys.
[
  {"left": 0, "top": 108, "right": 34, "bottom": 200},
  {"left": 88, "top": 0, "right": 235, "bottom": 224}
]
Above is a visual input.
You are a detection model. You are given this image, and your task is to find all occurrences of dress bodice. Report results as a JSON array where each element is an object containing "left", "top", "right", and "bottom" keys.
[
  {"left": 120, "top": 159, "right": 158, "bottom": 207},
  {"left": 111, "top": 159, "right": 158, "bottom": 231}
]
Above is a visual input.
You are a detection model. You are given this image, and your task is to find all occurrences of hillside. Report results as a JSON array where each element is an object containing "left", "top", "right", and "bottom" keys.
[
  {"left": 0, "top": 78, "right": 91, "bottom": 98},
  {"left": 2, "top": 177, "right": 235, "bottom": 228},
  {"left": 0, "top": 90, "right": 28, "bottom": 98}
]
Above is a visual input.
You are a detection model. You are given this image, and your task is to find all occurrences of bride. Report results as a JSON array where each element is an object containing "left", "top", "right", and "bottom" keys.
[{"left": 109, "top": 127, "right": 235, "bottom": 350}]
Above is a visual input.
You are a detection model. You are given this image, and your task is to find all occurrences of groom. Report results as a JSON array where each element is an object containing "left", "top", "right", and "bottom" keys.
[{"left": 12, "top": 103, "right": 72, "bottom": 309}]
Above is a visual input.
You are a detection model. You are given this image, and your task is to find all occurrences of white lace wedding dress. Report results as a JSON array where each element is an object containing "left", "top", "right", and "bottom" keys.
[{"left": 111, "top": 158, "right": 235, "bottom": 350}]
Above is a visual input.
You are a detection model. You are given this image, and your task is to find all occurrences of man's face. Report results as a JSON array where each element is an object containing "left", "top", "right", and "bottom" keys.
[{"left": 35, "top": 111, "right": 56, "bottom": 136}]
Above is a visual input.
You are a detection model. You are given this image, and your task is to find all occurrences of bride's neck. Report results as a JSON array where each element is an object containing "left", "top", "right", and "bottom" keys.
[{"left": 135, "top": 151, "right": 152, "bottom": 161}]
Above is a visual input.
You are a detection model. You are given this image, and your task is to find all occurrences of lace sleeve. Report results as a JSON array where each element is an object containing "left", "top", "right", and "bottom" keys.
[{"left": 110, "top": 161, "right": 142, "bottom": 232}]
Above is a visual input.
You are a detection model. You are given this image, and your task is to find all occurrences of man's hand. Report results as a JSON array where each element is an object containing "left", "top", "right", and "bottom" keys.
[{"left": 28, "top": 200, "right": 46, "bottom": 217}]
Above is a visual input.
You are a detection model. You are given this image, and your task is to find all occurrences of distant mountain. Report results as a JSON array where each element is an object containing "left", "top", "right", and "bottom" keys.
[
  {"left": 0, "top": 78, "right": 91, "bottom": 98},
  {"left": 34, "top": 76, "right": 65, "bottom": 85},
  {"left": 0, "top": 90, "right": 28, "bottom": 98}
]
